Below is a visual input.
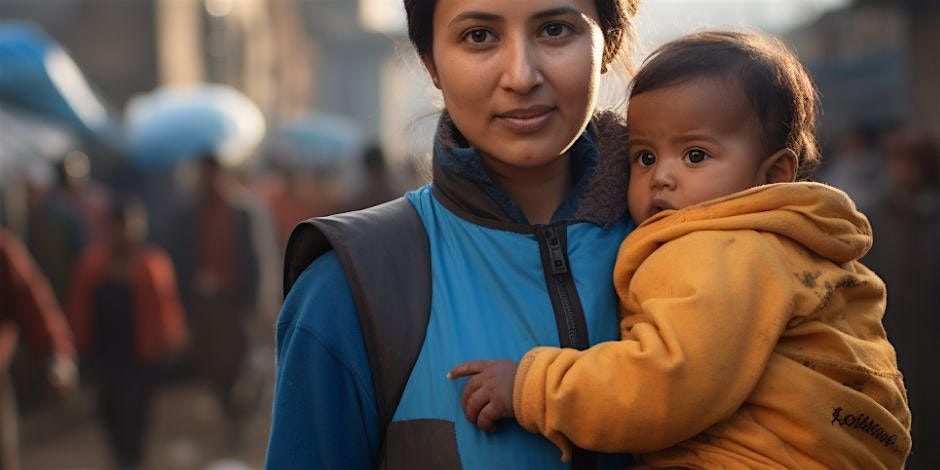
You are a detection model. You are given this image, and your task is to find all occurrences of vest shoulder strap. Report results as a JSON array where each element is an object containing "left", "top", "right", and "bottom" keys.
[{"left": 283, "top": 197, "right": 431, "bottom": 441}]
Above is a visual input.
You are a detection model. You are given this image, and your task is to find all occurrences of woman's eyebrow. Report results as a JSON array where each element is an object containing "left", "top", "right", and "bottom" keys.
[
  {"left": 531, "top": 7, "right": 582, "bottom": 20},
  {"left": 449, "top": 7, "right": 582, "bottom": 27},
  {"left": 449, "top": 11, "right": 501, "bottom": 27}
]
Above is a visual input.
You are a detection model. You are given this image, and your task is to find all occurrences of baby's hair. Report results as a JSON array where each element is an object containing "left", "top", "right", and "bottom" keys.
[{"left": 630, "top": 30, "right": 821, "bottom": 179}]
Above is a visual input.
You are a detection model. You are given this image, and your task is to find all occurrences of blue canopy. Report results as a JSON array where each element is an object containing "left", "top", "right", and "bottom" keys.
[
  {"left": 267, "top": 112, "right": 366, "bottom": 169},
  {"left": 0, "top": 21, "right": 113, "bottom": 138},
  {"left": 124, "top": 84, "right": 266, "bottom": 168}
]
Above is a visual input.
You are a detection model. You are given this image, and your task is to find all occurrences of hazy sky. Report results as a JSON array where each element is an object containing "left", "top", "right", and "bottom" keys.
[{"left": 634, "top": 0, "right": 852, "bottom": 52}]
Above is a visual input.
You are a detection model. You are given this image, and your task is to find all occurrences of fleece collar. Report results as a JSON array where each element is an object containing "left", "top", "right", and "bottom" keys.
[{"left": 430, "top": 110, "right": 630, "bottom": 232}]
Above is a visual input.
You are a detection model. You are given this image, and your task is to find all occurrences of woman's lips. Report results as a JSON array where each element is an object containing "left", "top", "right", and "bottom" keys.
[{"left": 494, "top": 106, "right": 555, "bottom": 134}]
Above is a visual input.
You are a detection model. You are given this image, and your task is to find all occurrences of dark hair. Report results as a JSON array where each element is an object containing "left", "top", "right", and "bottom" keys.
[
  {"left": 403, "top": 0, "right": 640, "bottom": 69},
  {"left": 630, "top": 30, "right": 821, "bottom": 179}
]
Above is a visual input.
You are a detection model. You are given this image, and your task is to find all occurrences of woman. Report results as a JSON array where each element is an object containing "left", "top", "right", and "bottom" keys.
[
  {"left": 67, "top": 200, "right": 188, "bottom": 469},
  {"left": 266, "top": 0, "right": 640, "bottom": 467}
]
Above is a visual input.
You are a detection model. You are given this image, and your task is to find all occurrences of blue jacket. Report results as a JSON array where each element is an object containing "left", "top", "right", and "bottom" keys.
[{"left": 267, "top": 112, "right": 633, "bottom": 468}]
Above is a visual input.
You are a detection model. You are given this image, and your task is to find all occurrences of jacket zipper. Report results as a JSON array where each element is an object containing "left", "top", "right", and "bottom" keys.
[
  {"left": 537, "top": 224, "right": 589, "bottom": 349},
  {"left": 536, "top": 224, "right": 596, "bottom": 470}
]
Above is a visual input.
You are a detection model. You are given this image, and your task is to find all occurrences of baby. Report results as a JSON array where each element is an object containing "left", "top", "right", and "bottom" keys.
[{"left": 450, "top": 30, "right": 912, "bottom": 469}]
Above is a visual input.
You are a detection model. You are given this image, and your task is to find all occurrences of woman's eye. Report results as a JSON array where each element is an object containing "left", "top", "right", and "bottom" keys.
[
  {"left": 539, "top": 22, "right": 572, "bottom": 38},
  {"left": 685, "top": 149, "right": 709, "bottom": 164},
  {"left": 635, "top": 151, "right": 656, "bottom": 167},
  {"left": 465, "top": 29, "right": 495, "bottom": 44}
]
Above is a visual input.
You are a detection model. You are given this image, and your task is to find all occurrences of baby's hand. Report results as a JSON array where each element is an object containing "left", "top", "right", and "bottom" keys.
[{"left": 448, "top": 359, "right": 518, "bottom": 432}]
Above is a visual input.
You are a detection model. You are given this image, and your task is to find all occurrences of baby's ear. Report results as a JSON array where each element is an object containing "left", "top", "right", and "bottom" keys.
[{"left": 760, "top": 149, "right": 798, "bottom": 184}]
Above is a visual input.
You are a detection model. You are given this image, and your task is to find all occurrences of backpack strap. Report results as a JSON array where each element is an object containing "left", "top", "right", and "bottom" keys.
[{"left": 283, "top": 197, "right": 431, "bottom": 445}]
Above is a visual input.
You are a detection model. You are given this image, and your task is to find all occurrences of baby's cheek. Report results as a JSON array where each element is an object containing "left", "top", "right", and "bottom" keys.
[
  {"left": 626, "top": 196, "right": 647, "bottom": 223},
  {"left": 626, "top": 181, "right": 647, "bottom": 221}
]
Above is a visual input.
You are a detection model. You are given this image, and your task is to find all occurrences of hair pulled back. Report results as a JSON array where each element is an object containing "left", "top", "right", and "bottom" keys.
[{"left": 403, "top": 0, "right": 641, "bottom": 69}]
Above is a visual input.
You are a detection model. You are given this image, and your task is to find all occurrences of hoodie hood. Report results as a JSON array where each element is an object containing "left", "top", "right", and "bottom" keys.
[{"left": 624, "top": 182, "right": 873, "bottom": 265}]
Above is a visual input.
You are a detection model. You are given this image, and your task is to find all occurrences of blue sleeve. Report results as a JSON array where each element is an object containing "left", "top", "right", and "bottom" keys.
[{"left": 265, "top": 251, "right": 380, "bottom": 469}]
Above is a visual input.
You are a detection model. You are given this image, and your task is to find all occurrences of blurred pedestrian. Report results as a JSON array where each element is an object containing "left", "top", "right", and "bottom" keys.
[
  {"left": 28, "top": 150, "right": 112, "bottom": 298},
  {"left": 0, "top": 228, "right": 78, "bottom": 470},
  {"left": 258, "top": 163, "right": 311, "bottom": 252},
  {"left": 165, "top": 155, "right": 266, "bottom": 449},
  {"left": 863, "top": 128, "right": 940, "bottom": 469},
  {"left": 66, "top": 199, "right": 188, "bottom": 470},
  {"left": 816, "top": 124, "right": 886, "bottom": 211},
  {"left": 345, "top": 143, "right": 401, "bottom": 212},
  {"left": 261, "top": 162, "right": 350, "bottom": 250}
]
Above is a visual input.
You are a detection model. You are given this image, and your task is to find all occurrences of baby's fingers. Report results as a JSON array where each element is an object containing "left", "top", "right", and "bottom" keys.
[
  {"left": 463, "top": 386, "right": 489, "bottom": 425},
  {"left": 448, "top": 360, "right": 490, "bottom": 379},
  {"left": 477, "top": 402, "right": 504, "bottom": 432},
  {"left": 460, "top": 372, "right": 483, "bottom": 412}
]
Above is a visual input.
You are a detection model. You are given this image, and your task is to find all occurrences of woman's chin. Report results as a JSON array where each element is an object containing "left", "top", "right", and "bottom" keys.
[
  {"left": 481, "top": 134, "right": 579, "bottom": 170},
  {"left": 480, "top": 147, "right": 567, "bottom": 173}
]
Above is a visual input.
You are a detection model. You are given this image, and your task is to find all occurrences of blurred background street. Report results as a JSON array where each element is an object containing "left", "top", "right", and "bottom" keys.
[
  {"left": 19, "top": 377, "right": 271, "bottom": 469},
  {"left": 0, "top": 0, "right": 937, "bottom": 469}
]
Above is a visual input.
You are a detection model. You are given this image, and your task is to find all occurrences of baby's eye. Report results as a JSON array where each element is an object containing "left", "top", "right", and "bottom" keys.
[
  {"left": 635, "top": 151, "right": 656, "bottom": 168},
  {"left": 539, "top": 22, "right": 573, "bottom": 38},
  {"left": 684, "top": 149, "right": 709, "bottom": 164},
  {"left": 464, "top": 29, "right": 496, "bottom": 44}
]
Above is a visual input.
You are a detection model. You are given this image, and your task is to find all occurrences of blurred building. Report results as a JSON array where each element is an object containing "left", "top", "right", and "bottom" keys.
[
  {"left": 0, "top": 0, "right": 399, "bottom": 129},
  {"left": 296, "top": 1, "right": 392, "bottom": 137},
  {"left": 0, "top": 0, "right": 439, "bottom": 164},
  {"left": 0, "top": 0, "right": 159, "bottom": 112},
  {"left": 786, "top": 0, "right": 940, "bottom": 138},
  {"left": 0, "top": 0, "right": 307, "bottom": 119},
  {"left": 907, "top": 0, "right": 940, "bottom": 134}
]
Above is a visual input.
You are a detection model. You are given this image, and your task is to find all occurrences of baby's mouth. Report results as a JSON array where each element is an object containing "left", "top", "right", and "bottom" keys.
[{"left": 648, "top": 200, "right": 675, "bottom": 218}]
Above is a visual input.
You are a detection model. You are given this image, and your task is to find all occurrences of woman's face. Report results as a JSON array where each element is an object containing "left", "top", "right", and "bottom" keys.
[{"left": 426, "top": 0, "right": 605, "bottom": 177}]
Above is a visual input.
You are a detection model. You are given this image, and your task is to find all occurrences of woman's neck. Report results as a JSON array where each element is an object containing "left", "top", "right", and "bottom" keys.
[{"left": 483, "top": 153, "right": 573, "bottom": 225}]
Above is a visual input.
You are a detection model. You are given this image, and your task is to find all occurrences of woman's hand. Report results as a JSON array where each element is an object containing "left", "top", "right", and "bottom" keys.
[{"left": 448, "top": 359, "right": 518, "bottom": 432}]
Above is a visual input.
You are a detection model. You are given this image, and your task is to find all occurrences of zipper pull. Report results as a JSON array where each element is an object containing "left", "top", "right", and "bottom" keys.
[{"left": 542, "top": 226, "right": 568, "bottom": 275}]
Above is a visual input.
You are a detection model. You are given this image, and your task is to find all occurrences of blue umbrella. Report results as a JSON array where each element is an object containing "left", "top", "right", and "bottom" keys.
[
  {"left": 267, "top": 112, "right": 365, "bottom": 169},
  {"left": 0, "top": 21, "right": 113, "bottom": 138},
  {"left": 0, "top": 104, "right": 77, "bottom": 185},
  {"left": 124, "top": 84, "right": 266, "bottom": 168}
]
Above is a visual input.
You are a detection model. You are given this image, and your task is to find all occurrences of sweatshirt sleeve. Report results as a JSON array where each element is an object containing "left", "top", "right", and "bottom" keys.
[
  {"left": 140, "top": 248, "right": 188, "bottom": 359},
  {"left": 265, "top": 251, "right": 380, "bottom": 469},
  {"left": 2, "top": 231, "right": 75, "bottom": 360},
  {"left": 513, "top": 230, "right": 796, "bottom": 458}
]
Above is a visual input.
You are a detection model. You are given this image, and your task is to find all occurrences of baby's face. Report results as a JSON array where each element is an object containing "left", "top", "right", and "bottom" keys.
[{"left": 626, "top": 77, "right": 768, "bottom": 224}]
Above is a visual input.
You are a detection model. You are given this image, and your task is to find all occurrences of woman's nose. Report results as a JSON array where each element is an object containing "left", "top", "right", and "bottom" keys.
[{"left": 499, "top": 36, "right": 543, "bottom": 95}]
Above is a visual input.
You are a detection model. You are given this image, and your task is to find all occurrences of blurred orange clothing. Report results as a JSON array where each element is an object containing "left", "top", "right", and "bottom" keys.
[
  {"left": 262, "top": 177, "right": 313, "bottom": 249},
  {"left": 0, "top": 229, "right": 75, "bottom": 371},
  {"left": 66, "top": 244, "right": 187, "bottom": 364}
]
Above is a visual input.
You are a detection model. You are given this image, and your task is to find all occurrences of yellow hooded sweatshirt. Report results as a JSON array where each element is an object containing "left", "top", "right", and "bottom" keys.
[{"left": 514, "top": 182, "right": 911, "bottom": 469}]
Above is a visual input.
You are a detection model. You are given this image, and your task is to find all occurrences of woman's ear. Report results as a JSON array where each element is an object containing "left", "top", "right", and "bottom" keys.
[
  {"left": 422, "top": 56, "right": 441, "bottom": 90},
  {"left": 759, "top": 148, "right": 798, "bottom": 184}
]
